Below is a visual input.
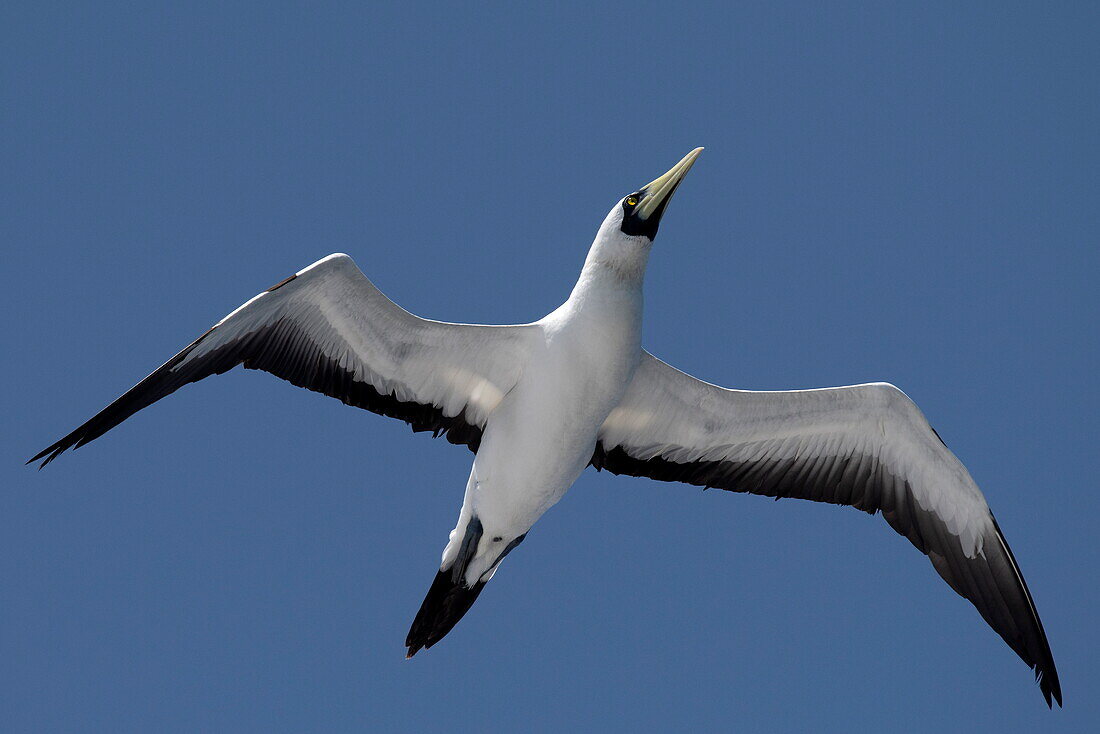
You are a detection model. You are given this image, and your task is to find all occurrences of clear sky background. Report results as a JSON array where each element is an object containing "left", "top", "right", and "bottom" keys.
[{"left": 3, "top": 2, "right": 1098, "bottom": 732}]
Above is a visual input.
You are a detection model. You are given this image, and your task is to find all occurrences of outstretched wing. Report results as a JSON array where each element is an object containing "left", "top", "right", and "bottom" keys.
[
  {"left": 593, "top": 351, "right": 1061, "bottom": 707},
  {"left": 31, "top": 253, "right": 534, "bottom": 466}
]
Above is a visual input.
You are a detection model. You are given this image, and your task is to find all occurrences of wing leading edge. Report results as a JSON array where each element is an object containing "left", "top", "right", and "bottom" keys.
[
  {"left": 594, "top": 352, "right": 1061, "bottom": 706},
  {"left": 30, "top": 253, "right": 534, "bottom": 466}
]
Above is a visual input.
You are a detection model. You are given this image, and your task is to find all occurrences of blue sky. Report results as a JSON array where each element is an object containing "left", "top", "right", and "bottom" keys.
[{"left": 3, "top": 2, "right": 1098, "bottom": 732}]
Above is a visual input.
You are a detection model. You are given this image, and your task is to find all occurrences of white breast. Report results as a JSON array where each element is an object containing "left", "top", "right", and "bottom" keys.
[{"left": 469, "top": 283, "right": 643, "bottom": 536}]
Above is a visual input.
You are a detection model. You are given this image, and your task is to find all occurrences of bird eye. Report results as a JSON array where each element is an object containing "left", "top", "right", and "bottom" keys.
[{"left": 626, "top": 196, "right": 638, "bottom": 207}]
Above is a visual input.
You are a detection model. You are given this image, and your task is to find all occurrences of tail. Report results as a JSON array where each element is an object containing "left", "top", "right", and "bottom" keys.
[
  {"left": 405, "top": 516, "right": 526, "bottom": 657},
  {"left": 406, "top": 516, "right": 486, "bottom": 657},
  {"left": 405, "top": 567, "right": 488, "bottom": 657}
]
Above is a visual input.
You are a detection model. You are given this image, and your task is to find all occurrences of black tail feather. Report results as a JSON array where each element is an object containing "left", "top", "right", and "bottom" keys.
[
  {"left": 405, "top": 569, "right": 486, "bottom": 657},
  {"left": 406, "top": 516, "right": 486, "bottom": 657},
  {"left": 405, "top": 518, "right": 529, "bottom": 657}
]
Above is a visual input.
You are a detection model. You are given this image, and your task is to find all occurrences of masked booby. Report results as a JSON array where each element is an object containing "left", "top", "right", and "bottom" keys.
[{"left": 29, "top": 148, "right": 1061, "bottom": 707}]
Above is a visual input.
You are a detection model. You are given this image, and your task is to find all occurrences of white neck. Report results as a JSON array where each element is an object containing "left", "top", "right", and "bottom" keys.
[{"left": 566, "top": 204, "right": 652, "bottom": 304}]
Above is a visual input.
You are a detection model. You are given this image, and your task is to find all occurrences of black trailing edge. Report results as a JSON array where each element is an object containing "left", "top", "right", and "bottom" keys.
[
  {"left": 28, "top": 276, "right": 484, "bottom": 468},
  {"left": 590, "top": 441, "right": 1062, "bottom": 707}
]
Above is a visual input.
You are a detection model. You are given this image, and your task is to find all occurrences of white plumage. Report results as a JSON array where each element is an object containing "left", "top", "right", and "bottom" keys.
[{"left": 29, "top": 148, "right": 1060, "bottom": 706}]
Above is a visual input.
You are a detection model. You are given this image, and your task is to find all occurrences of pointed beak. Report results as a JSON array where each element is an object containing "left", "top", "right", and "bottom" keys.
[{"left": 635, "top": 147, "right": 704, "bottom": 222}]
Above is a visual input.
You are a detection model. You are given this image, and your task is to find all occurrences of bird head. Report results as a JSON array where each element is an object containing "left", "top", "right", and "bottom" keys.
[
  {"left": 585, "top": 148, "right": 703, "bottom": 281},
  {"left": 617, "top": 147, "right": 703, "bottom": 240}
]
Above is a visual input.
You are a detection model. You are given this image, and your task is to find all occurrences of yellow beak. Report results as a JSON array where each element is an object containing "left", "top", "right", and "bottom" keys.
[{"left": 635, "top": 147, "right": 704, "bottom": 221}]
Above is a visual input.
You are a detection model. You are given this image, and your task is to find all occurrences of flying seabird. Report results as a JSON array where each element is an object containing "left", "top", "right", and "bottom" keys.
[{"left": 30, "top": 148, "right": 1061, "bottom": 706}]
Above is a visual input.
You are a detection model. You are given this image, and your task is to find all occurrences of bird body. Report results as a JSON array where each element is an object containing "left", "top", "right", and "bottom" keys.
[
  {"left": 30, "top": 148, "right": 1062, "bottom": 706},
  {"left": 450, "top": 209, "right": 649, "bottom": 584}
]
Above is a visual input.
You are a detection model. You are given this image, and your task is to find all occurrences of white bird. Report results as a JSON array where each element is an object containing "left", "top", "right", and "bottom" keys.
[{"left": 30, "top": 148, "right": 1061, "bottom": 706}]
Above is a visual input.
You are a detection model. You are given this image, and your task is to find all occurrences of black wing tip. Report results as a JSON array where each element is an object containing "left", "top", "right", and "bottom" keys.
[
  {"left": 27, "top": 439, "right": 74, "bottom": 469},
  {"left": 405, "top": 568, "right": 487, "bottom": 657},
  {"left": 1037, "top": 666, "right": 1063, "bottom": 708},
  {"left": 985, "top": 514, "right": 1062, "bottom": 709},
  {"left": 594, "top": 442, "right": 1065, "bottom": 708},
  {"left": 29, "top": 423, "right": 100, "bottom": 468}
]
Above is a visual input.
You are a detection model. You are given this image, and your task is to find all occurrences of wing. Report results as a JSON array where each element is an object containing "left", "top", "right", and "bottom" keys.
[
  {"left": 31, "top": 253, "right": 535, "bottom": 466},
  {"left": 593, "top": 351, "right": 1061, "bottom": 707}
]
